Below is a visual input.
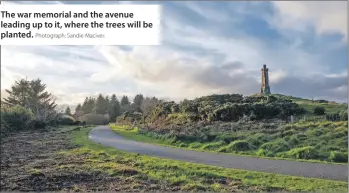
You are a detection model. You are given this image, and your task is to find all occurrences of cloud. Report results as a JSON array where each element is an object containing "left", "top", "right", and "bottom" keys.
[
  {"left": 273, "top": 74, "right": 347, "bottom": 102},
  {"left": 1, "top": 1, "right": 347, "bottom": 104},
  {"left": 269, "top": 1, "right": 347, "bottom": 41}
]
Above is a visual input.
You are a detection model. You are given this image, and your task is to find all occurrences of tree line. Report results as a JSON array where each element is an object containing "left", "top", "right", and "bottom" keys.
[
  {"left": 64, "top": 93, "right": 161, "bottom": 124},
  {"left": 2, "top": 78, "right": 347, "bottom": 136},
  {"left": 0, "top": 78, "right": 163, "bottom": 135}
]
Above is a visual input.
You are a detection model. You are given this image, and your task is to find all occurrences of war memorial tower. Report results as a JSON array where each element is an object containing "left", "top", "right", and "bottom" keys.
[{"left": 261, "top": 64, "right": 271, "bottom": 94}]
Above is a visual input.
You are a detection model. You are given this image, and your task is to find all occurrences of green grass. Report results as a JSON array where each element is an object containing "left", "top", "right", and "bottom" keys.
[
  {"left": 66, "top": 127, "right": 348, "bottom": 192},
  {"left": 271, "top": 94, "right": 347, "bottom": 114},
  {"left": 109, "top": 122, "right": 348, "bottom": 164}
]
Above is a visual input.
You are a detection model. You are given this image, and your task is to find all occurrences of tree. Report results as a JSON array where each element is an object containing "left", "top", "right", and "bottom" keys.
[
  {"left": 3, "top": 78, "right": 57, "bottom": 122},
  {"left": 120, "top": 95, "right": 130, "bottom": 106},
  {"left": 133, "top": 94, "right": 144, "bottom": 112},
  {"left": 109, "top": 94, "right": 121, "bottom": 121},
  {"left": 105, "top": 95, "right": 110, "bottom": 106},
  {"left": 88, "top": 97, "right": 96, "bottom": 113},
  {"left": 120, "top": 95, "right": 132, "bottom": 113},
  {"left": 94, "top": 94, "right": 108, "bottom": 114},
  {"left": 65, "top": 107, "right": 72, "bottom": 116},
  {"left": 75, "top": 104, "right": 82, "bottom": 112},
  {"left": 81, "top": 97, "right": 89, "bottom": 113},
  {"left": 82, "top": 97, "right": 95, "bottom": 114},
  {"left": 3, "top": 79, "right": 30, "bottom": 107}
]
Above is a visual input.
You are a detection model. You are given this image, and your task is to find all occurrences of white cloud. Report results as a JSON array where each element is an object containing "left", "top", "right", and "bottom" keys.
[{"left": 270, "top": 1, "right": 347, "bottom": 41}]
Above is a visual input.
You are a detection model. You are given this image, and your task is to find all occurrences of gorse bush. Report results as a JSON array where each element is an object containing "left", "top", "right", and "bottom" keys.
[
  {"left": 314, "top": 106, "right": 325, "bottom": 115},
  {"left": 201, "top": 141, "right": 226, "bottom": 151},
  {"left": 1, "top": 105, "right": 34, "bottom": 134},
  {"left": 282, "top": 146, "right": 319, "bottom": 160},
  {"left": 328, "top": 151, "right": 348, "bottom": 163},
  {"left": 117, "top": 94, "right": 306, "bottom": 127},
  {"left": 219, "top": 140, "right": 254, "bottom": 152}
]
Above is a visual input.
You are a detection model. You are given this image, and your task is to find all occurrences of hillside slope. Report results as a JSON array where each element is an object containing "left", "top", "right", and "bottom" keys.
[{"left": 115, "top": 93, "right": 348, "bottom": 163}]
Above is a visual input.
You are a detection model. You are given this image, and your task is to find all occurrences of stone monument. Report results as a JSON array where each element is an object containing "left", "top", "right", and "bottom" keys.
[{"left": 261, "top": 64, "right": 271, "bottom": 94}]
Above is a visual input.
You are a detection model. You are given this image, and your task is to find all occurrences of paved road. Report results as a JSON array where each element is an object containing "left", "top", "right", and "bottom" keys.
[{"left": 89, "top": 125, "right": 348, "bottom": 181}]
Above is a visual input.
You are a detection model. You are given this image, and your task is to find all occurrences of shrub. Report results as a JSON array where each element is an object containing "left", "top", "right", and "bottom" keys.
[
  {"left": 328, "top": 151, "right": 348, "bottom": 163},
  {"left": 326, "top": 113, "right": 340, "bottom": 121},
  {"left": 79, "top": 112, "right": 109, "bottom": 125},
  {"left": 116, "top": 112, "right": 142, "bottom": 124},
  {"left": 58, "top": 115, "right": 76, "bottom": 125},
  {"left": 256, "top": 149, "right": 274, "bottom": 157},
  {"left": 219, "top": 140, "right": 254, "bottom": 152},
  {"left": 260, "top": 139, "right": 290, "bottom": 154},
  {"left": 286, "top": 135, "right": 300, "bottom": 148},
  {"left": 284, "top": 146, "right": 319, "bottom": 160},
  {"left": 0, "top": 116, "right": 10, "bottom": 137},
  {"left": 201, "top": 141, "right": 226, "bottom": 151},
  {"left": 246, "top": 133, "right": 268, "bottom": 146},
  {"left": 313, "top": 106, "right": 325, "bottom": 115},
  {"left": 1, "top": 105, "right": 34, "bottom": 132},
  {"left": 339, "top": 110, "right": 348, "bottom": 121},
  {"left": 30, "top": 120, "right": 48, "bottom": 129},
  {"left": 216, "top": 133, "right": 243, "bottom": 143},
  {"left": 188, "top": 142, "right": 202, "bottom": 149}
]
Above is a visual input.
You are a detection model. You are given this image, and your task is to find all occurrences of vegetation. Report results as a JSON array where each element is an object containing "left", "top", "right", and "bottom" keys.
[
  {"left": 2, "top": 126, "right": 346, "bottom": 192},
  {"left": 285, "top": 97, "right": 346, "bottom": 115},
  {"left": 1, "top": 78, "right": 60, "bottom": 136},
  {"left": 70, "top": 128, "right": 347, "bottom": 192},
  {"left": 0, "top": 78, "right": 90, "bottom": 136},
  {"left": 110, "top": 120, "right": 348, "bottom": 163},
  {"left": 110, "top": 94, "right": 347, "bottom": 163},
  {"left": 1, "top": 77, "right": 347, "bottom": 192},
  {"left": 314, "top": 106, "right": 326, "bottom": 115},
  {"left": 57, "top": 114, "right": 76, "bottom": 125}
]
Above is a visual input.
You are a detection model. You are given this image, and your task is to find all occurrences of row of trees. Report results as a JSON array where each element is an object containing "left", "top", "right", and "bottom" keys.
[
  {"left": 65, "top": 93, "right": 161, "bottom": 124},
  {"left": 3, "top": 78, "right": 346, "bottom": 136}
]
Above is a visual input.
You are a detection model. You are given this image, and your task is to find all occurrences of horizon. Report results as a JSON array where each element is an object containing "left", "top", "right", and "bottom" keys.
[{"left": 1, "top": 1, "right": 348, "bottom": 106}]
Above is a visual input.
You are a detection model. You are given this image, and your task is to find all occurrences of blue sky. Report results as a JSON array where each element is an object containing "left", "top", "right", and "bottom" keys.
[{"left": 1, "top": 1, "right": 347, "bottom": 107}]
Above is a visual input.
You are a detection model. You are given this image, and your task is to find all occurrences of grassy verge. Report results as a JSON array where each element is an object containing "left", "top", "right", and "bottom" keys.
[
  {"left": 67, "top": 127, "right": 348, "bottom": 192},
  {"left": 109, "top": 124, "right": 347, "bottom": 165}
]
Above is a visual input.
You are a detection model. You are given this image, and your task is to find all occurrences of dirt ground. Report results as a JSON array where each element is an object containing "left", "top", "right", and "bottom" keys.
[{"left": 0, "top": 127, "right": 173, "bottom": 192}]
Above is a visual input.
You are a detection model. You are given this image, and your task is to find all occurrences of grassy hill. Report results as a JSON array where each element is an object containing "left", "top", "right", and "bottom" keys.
[
  {"left": 114, "top": 93, "right": 348, "bottom": 163},
  {"left": 270, "top": 94, "right": 347, "bottom": 114},
  {"left": 252, "top": 93, "right": 347, "bottom": 115}
]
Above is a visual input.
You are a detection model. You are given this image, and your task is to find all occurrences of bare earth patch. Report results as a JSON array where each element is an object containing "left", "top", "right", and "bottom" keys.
[{"left": 0, "top": 128, "right": 169, "bottom": 192}]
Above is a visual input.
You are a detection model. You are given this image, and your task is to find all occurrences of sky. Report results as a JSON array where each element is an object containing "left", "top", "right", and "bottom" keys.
[{"left": 1, "top": 1, "right": 348, "bottom": 108}]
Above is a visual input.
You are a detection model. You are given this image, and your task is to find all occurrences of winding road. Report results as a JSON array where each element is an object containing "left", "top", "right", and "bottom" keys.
[{"left": 88, "top": 125, "right": 348, "bottom": 181}]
